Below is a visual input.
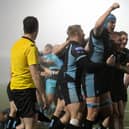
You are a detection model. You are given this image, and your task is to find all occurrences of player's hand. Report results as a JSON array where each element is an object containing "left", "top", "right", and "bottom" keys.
[
  {"left": 111, "top": 3, "right": 120, "bottom": 11},
  {"left": 41, "top": 94, "right": 48, "bottom": 109},
  {"left": 40, "top": 68, "right": 52, "bottom": 77},
  {"left": 106, "top": 54, "right": 116, "bottom": 66}
]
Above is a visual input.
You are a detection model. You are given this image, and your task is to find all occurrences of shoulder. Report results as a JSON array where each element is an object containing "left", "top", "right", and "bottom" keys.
[
  {"left": 27, "top": 42, "right": 38, "bottom": 52},
  {"left": 27, "top": 40, "right": 36, "bottom": 48},
  {"left": 123, "top": 48, "right": 129, "bottom": 53},
  {"left": 90, "top": 28, "right": 107, "bottom": 40}
]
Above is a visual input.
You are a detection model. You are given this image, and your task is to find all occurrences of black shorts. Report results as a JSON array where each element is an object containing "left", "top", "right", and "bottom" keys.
[
  {"left": 6, "top": 82, "right": 14, "bottom": 101},
  {"left": 111, "top": 86, "right": 128, "bottom": 102},
  {"left": 57, "top": 77, "right": 83, "bottom": 105},
  {"left": 110, "top": 82, "right": 127, "bottom": 102},
  {"left": 12, "top": 88, "right": 37, "bottom": 118},
  {"left": 110, "top": 69, "right": 127, "bottom": 102},
  {"left": 85, "top": 68, "right": 110, "bottom": 97}
]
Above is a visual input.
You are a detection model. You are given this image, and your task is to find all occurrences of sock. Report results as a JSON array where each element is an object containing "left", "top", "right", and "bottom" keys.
[
  {"left": 6, "top": 116, "right": 15, "bottom": 129},
  {"left": 81, "top": 119, "right": 94, "bottom": 129},
  {"left": 49, "top": 115, "right": 65, "bottom": 129},
  {"left": 12, "top": 119, "right": 17, "bottom": 129},
  {"left": 70, "top": 119, "right": 79, "bottom": 127},
  {"left": 99, "top": 123, "right": 107, "bottom": 129},
  {"left": 66, "top": 123, "right": 80, "bottom": 129}
]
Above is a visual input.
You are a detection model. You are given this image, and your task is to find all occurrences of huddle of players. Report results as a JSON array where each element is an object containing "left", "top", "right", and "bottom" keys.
[
  {"left": 46, "top": 2, "right": 129, "bottom": 129},
  {"left": 3, "top": 2, "right": 129, "bottom": 129}
]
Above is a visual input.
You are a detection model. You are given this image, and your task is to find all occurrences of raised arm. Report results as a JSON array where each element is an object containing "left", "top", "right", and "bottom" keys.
[
  {"left": 53, "top": 40, "right": 70, "bottom": 55},
  {"left": 93, "top": 3, "right": 120, "bottom": 37}
]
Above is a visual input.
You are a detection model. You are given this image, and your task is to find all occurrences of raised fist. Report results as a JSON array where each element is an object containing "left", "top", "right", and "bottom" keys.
[{"left": 111, "top": 3, "right": 120, "bottom": 10}]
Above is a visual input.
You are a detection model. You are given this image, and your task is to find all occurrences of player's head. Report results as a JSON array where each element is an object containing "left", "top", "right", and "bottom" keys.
[
  {"left": 120, "top": 31, "right": 128, "bottom": 49},
  {"left": 104, "top": 14, "right": 116, "bottom": 32},
  {"left": 43, "top": 44, "right": 53, "bottom": 54},
  {"left": 110, "top": 31, "right": 121, "bottom": 50},
  {"left": 23, "top": 16, "right": 39, "bottom": 39},
  {"left": 67, "top": 25, "right": 85, "bottom": 42}
]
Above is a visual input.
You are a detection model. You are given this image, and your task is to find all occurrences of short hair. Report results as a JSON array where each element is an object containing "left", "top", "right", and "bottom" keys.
[
  {"left": 104, "top": 14, "right": 116, "bottom": 29},
  {"left": 110, "top": 31, "right": 121, "bottom": 41},
  {"left": 110, "top": 31, "right": 120, "bottom": 36},
  {"left": 119, "top": 31, "right": 128, "bottom": 36},
  {"left": 67, "top": 25, "right": 82, "bottom": 37},
  {"left": 23, "top": 16, "right": 38, "bottom": 33},
  {"left": 45, "top": 44, "right": 53, "bottom": 49}
]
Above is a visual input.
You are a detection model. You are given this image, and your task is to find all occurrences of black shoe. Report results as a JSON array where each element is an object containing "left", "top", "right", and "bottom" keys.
[{"left": 38, "top": 111, "right": 51, "bottom": 122}]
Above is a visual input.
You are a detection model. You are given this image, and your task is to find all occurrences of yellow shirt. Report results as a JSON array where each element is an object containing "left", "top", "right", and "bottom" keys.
[{"left": 10, "top": 37, "right": 38, "bottom": 90}]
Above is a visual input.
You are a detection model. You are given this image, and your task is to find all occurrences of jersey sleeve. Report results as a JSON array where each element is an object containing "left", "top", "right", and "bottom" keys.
[{"left": 26, "top": 45, "right": 38, "bottom": 66}]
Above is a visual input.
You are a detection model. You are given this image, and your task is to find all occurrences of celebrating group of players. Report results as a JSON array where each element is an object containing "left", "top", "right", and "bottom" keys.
[{"left": 0, "top": 2, "right": 129, "bottom": 129}]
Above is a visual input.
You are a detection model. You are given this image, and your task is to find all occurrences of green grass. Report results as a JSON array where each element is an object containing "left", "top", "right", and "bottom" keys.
[{"left": 0, "top": 84, "right": 129, "bottom": 129}]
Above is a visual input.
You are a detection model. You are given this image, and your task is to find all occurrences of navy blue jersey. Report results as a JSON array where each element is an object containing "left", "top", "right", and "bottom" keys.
[
  {"left": 56, "top": 41, "right": 89, "bottom": 103},
  {"left": 61, "top": 41, "right": 88, "bottom": 83},
  {"left": 89, "top": 29, "right": 112, "bottom": 63},
  {"left": 110, "top": 49, "right": 129, "bottom": 102},
  {"left": 121, "top": 48, "right": 129, "bottom": 65},
  {"left": 85, "top": 29, "right": 113, "bottom": 73}
]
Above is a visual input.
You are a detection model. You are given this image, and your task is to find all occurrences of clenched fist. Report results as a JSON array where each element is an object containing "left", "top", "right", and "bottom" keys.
[{"left": 110, "top": 3, "right": 120, "bottom": 11}]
